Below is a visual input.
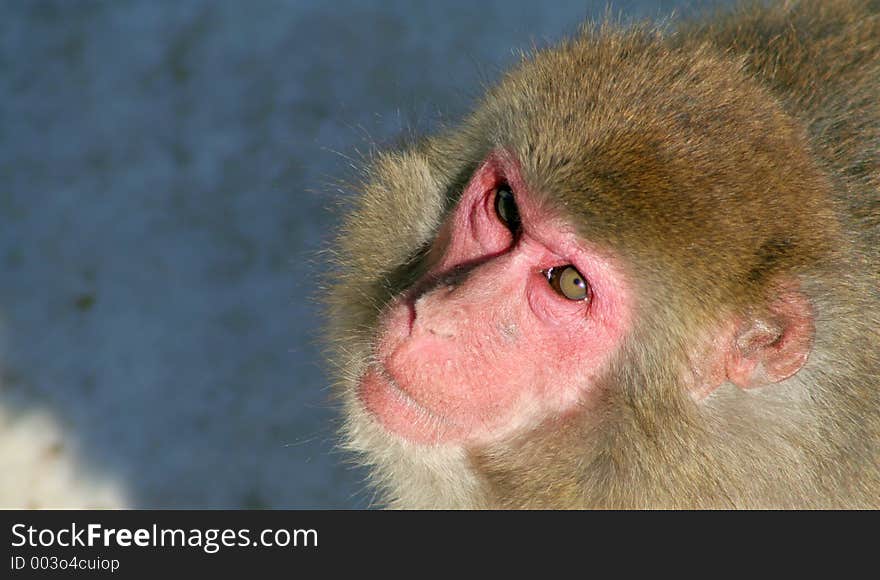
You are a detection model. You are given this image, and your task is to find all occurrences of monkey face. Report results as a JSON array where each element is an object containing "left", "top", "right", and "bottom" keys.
[{"left": 358, "top": 151, "right": 632, "bottom": 445}]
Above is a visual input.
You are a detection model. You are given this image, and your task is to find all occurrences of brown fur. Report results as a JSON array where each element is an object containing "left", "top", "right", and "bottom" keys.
[{"left": 326, "top": 0, "right": 879, "bottom": 508}]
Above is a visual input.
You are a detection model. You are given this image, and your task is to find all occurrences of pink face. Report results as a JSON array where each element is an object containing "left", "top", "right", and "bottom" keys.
[{"left": 358, "top": 151, "right": 632, "bottom": 445}]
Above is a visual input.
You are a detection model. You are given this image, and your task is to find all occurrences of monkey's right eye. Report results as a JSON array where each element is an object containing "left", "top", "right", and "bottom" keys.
[{"left": 494, "top": 185, "right": 521, "bottom": 233}]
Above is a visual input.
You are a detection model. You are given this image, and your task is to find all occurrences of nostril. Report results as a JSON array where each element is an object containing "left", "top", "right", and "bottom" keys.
[
  {"left": 428, "top": 327, "right": 456, "bottom": 339},
  {"left": 404, "top": 299, "right": 416, "bottom": 333}
]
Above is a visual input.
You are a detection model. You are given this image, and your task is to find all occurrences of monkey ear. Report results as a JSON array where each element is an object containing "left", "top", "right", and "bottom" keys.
[{"left": 724, "top": 285, "right": 816, "bottom": 390}]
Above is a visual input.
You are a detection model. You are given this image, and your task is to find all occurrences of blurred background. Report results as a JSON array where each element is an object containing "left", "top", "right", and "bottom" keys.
[{"left": 0, "top": 0, "right": 727, "bottom": 508}]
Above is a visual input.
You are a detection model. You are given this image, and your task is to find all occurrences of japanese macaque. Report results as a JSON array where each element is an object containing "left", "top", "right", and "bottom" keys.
[{"left": 326, "top": 0, "right": 879, "bottom": 508}]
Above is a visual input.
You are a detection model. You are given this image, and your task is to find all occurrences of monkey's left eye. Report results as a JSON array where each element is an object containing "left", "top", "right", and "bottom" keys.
[
  {"left": 494, "top": 185, "right": 521, "bottom": 233},
  {"left": 544, "top": 265, "right": 590, "bottom": 302}
]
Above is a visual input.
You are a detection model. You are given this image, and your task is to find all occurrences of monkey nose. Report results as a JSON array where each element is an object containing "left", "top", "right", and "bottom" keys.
[{"left": 412, "top": 291, "right": 464, "bottom": 340}]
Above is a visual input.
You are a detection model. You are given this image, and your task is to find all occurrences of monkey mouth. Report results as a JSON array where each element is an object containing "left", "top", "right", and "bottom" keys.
[
  {"left": 373, "top": 363, "right": 428, "bottom": 413},
  {"left": 358, "top": 361, "right": 464, "bottom": 444}
]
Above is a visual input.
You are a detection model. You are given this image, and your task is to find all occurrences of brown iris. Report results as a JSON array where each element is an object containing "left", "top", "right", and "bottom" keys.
[{"left": 544, "top": 265, "right": 590, "bottom": 301}]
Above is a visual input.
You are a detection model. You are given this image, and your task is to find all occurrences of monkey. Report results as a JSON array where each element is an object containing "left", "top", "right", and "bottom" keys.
[{"left": 325, "top": 0, "right": 879, "bottom": 509}]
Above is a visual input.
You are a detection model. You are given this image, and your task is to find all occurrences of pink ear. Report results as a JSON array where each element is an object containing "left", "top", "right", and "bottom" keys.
[{"left": 725, "top": 285, "right": 815, "bottom": 390}]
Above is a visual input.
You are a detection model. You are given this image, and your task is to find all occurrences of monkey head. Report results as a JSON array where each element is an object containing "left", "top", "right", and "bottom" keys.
[{"left": 327, "top": 16, "right": 879, "bottom": 508}]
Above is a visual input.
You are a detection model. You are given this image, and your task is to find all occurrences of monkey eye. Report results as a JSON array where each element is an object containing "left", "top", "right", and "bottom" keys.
[
  {"left": 544, "top": 265, "right": 590, "bottom": 301},
  {"left": 494, "top": 184, "right": 521, "bottom": 233}
]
